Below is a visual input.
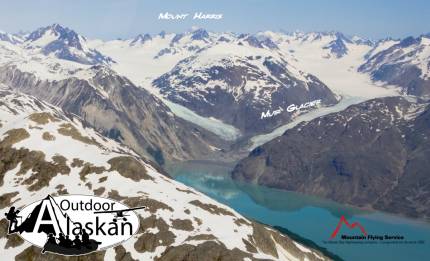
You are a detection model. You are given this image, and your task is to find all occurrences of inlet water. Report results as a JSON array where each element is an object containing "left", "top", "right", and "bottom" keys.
[{"left": 167, "top": 161, "right": 430, "bottom": 261}]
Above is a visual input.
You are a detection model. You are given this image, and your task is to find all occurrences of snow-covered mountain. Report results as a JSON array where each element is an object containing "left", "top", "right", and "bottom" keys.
[
  {"left": 364, "top": 38, "right": 399, "bottom": 59},
  {"left": 264, "top": 31, "right": 399, "bottom": 99},
  {"left": 55, "top": 26, "right": 412, "bottom": 137},
  {"left": 359, "top": 35, "right": 430, "bottom": 97},
  {"left": 93, "top": 29, "right": 394, "bottom": 101},
  {"left": 1, "top": 24, "right": 426, "bottom": 153},
  {"left": 155, "top": 28, "right": 219, "bottom": 59},
  {"left": 0, "top": 24, "right": 116, "bottom": 83},
  {"left": 153, "top": 42, "right": 339, "bottom": 134},
  {"left": 0, "top": 31, "right": 23, "bottom": 44},
  {"left": 240, "top": 34, "right": 279, "bottom": 50},
  {"left": 262, "top": 31, "right": 374, "bottom": 59},
  {"left": 0, "top": 87, "right": 330, "bottom": 260},
  {"left": 90, "top": 28, "right": 226, "bottom": 90},
  {"left": 130, "top": 33, "right": 152, "bottom": 46},
  {"left": 309, "top": 32, "right": 355, "bottom": 58},
  {"left": 24, "top": 24, "right": 112, "bottom": 65}
]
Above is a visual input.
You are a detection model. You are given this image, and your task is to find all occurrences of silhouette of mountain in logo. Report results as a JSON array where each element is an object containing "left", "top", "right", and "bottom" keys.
[
  {"left": 16, "top": 195, "right": 75, "bottom": 235},
  {"left": 330, "top": 215, "right": 367, "bottom": 239}
]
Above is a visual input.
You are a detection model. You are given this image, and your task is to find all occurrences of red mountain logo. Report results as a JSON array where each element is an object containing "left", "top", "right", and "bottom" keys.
[{"left": 330, "top": 215, "right": 367, "bottom": 239}]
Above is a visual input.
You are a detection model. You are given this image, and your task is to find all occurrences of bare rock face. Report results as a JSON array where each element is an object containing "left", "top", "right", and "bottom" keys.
[
  {"left": 0, "top": 66, "right": 225, "bottom": 164},
  {"left": 0, "top": 90, "right": 331, "bottom": 261},
  {"left": 233, "top": 96, "right": 430, "bottom": 219}
]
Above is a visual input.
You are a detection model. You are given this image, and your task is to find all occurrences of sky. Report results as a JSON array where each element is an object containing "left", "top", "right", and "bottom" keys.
[{"left": 0, "top": 0, "right": 428, "bottom": 40}]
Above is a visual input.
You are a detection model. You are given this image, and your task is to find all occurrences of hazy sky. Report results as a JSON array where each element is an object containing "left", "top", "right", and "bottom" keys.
[{"left": 0, "top": 0, "right": 428, "bottom": 40}]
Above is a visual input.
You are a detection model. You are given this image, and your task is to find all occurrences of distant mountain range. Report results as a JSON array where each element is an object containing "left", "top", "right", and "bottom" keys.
[
  {"left": 0, "top": 23, "right": 429, "bottom": 177},
  {"left": 359, "top": 35, "right": 430, "bottom": 98},
  {"left": 0, "top": 24, "right": 429, "bottom": 146}
]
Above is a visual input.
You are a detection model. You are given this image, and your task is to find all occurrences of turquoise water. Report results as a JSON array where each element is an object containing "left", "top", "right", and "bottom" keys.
[{"left": 167, "top": 161, "right": 430, "bottom": 261}]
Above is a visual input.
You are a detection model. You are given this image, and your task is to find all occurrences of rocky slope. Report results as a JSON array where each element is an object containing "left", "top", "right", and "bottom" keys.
[
  {"left": 0, "top": 65, "right": 225, "bottom": 164},
  {"left": 0, "top": 88, "right": 330, "bottom": 261},
  {"left": 232, "top": 96, "right": 430, "bottom": 219},
  {"left": 359, "top": 35, "right": 430, "bottom": 98}
]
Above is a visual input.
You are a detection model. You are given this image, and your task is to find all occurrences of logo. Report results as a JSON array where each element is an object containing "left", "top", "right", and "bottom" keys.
[
  {"left": 323, "top": 215, "right": 424, "bottom": 246},
  {"left": 330, "top": 215, "right": 367, "bottom": 239},
  {"left": 5, "top": 195, "right": 145, "bottom": 256}
]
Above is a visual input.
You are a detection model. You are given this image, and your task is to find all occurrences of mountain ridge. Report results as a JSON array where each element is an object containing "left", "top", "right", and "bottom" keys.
[{"left": 232, "top": 96, "right": 430, "bottom": 219}]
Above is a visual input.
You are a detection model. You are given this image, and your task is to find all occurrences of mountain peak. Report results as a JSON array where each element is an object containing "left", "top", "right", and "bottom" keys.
[
  {"left": 0, "top": 31, "right": 23, "bottom": 44},
  {"left": 158, "top": 30, "right": 166, "bottom": 38},
  {"left": 22, "top": 24, "right": 113, "bottom": 65},
  {"left": 26, "top": 23, "right": 78, "bottom": 43},
  {"left": 399, "top": 36, "right": 420, "bottom": 47},
  {"left": 243, "top": 35, "right": 278, "bottom": 49},
  {"left": 334, "top": 32, "right": 353, "bottom": 43},
  {"left": 351, "top": 35, "right": 374, "bottom": 46},
  {"left": 191, "top": 28, "right": 209, "bottom": 40},
  {"left": 49, "top": 23, "right": 64, "bottom": 31},
  {"left": 130, "top": 33, "right": 152, "bottom": 45}
]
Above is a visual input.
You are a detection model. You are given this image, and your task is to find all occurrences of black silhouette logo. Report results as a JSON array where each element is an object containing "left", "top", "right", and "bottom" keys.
[{"left": 5, "top": 195, "right": 144, "bottom": 256}]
